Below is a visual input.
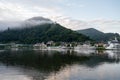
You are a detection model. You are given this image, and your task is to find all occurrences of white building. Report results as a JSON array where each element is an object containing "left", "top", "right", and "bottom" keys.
[{"left": 33, "top": 43, "right": 47, "bottom": 50}]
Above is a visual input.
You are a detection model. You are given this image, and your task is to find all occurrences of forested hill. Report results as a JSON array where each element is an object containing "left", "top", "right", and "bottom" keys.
[
  {"left": 0, "top": 17, "right": 90, "bottom": 44},
  {"left": 76, "top": 28, "right": 120, "bottom": 42}
]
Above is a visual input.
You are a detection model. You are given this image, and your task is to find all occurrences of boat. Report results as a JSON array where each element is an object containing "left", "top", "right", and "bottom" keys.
[{"left": 106, "top": 37, "right": 120, "bottom": 50}]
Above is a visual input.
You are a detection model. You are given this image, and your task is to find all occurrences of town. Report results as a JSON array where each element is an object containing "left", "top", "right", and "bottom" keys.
[{"left": 0, "top": 37, "right": 120, "bottom": 51}]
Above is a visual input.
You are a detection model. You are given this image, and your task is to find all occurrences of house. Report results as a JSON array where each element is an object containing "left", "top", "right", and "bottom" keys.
[{"left": 33, "top": 43, "right": 47, "bottom": 50}]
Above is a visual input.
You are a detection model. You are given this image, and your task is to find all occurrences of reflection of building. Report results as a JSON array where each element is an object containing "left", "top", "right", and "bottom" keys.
[
  {"left": 74, "top": 44, "right": 96, "bottom": 50},
  {"left": 106, "top": 37, "right": 120, "bottom": 50}
]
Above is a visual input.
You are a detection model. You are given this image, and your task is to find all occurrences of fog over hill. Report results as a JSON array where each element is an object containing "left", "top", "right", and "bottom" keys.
[
  {"left": 0, "top": 16, "right": 120, "bottom": 35},
  {"left": 0, "top": 17, "right": 55, "bottom": 30},
  {"left": 0, "top": 17, "right": 90, "bottom": 43}
]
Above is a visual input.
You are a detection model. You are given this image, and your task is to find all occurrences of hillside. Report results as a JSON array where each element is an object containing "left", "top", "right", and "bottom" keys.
[
  {"left": 76, "top": 28, "right": 120, "bottom": 42},
  {"left": 0, "top": 17, "right": 90, "bottom": 44}
]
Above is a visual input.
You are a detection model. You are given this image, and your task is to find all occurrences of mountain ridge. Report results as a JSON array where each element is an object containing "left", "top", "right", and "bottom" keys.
[
  {"left": 0, "top": 17, "right": 90, "bottom": 44},
  {"left": 76, "top": 28, "right": 120, "bottom": 42}
]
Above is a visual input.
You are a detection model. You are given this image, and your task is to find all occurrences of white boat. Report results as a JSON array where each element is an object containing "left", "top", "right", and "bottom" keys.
[{"left": 106, "top": 37, "right": 120, "bottom": 50}]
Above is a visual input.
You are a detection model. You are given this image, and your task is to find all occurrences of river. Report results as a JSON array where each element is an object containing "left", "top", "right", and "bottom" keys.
[{"left": 0, "top": 49, "right": 120, "bottom": 80}]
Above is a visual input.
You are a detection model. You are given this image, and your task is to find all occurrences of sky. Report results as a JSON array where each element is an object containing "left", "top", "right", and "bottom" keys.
[{"left": 0, "top": 0, "right": 120, "bottom": 33}]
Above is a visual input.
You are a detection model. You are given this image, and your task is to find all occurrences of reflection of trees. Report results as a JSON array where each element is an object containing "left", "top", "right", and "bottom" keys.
[
  {"left": 0, "top": 50, "right": 89, "bottom": 72},
  {"left": 0, "top": 50, "right": 119, "bottom": 70},
  {"left": 0, "top": 50, "right": 119, "bottom": 80},
  {"left": 80, "top": 53, "right": 119, "bottom": 68}
]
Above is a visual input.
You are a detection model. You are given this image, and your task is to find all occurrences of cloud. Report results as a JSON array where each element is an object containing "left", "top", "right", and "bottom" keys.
[
  {"left": 0, "top": 1, "right": 31, "bottom": 21},
  {"left": 66, "top": 3, "right": 85, "bottom": 8},
  {"left": 89, "top": 20, "right": 120, "bottom": 33},
  {"left": 51, "top": 16, "right": 120, "bottom": 33},
  {"left": 0, "top": 0, "right": 120, "bottom": 34},
  {"left": 0, "top": 0, "right": 64, "bottom": 21},
  {"left": 0, "top": 21, "right": 22, "bottom": 30},
  {"left": 51, "top": 16, "right": 93, "bottom": 30}
]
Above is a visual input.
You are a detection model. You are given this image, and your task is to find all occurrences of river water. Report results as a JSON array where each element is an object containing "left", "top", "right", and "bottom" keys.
[{"left": 0, "top": 50, "right": 120, "bottom": 80}]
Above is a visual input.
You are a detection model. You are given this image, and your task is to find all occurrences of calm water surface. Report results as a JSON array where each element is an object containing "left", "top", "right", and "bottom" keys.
[{"left": 0, "top": 50, "right": 120, "bottom": 80}]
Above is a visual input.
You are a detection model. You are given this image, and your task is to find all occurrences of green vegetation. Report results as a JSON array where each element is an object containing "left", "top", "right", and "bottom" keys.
[
  {"left": 0, "top": 23, "right": 90, "bottom": 44},
  {"left": 96, "top": 46, "right": 106, "bottom": 50},
  {"left": 76, "top": 28, "right": 120, "bottom": 42}
]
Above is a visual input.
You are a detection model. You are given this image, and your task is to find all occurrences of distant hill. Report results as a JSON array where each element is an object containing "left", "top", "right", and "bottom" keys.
[
  {"left": 0, "top": 17, "right": 90, "bottom": 44},
  {"left": 76, "top": 28, "right": 120, "bottom": 42}
]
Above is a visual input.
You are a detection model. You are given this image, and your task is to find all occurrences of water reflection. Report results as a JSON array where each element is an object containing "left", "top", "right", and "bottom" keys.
[
  {"left": 105, "top": 50, "right": 120, "bottom": 59},
  {"left": 0, "top": 50, "right": 120, "bottom": 80}
]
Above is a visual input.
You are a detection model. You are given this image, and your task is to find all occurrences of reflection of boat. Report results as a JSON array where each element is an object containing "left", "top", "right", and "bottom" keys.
[
  {"left": 105, "top": 50, "right": 120, "bottom": 59},
  {"left": 106, "top": 37, "right": 120, "bottom": 50}
]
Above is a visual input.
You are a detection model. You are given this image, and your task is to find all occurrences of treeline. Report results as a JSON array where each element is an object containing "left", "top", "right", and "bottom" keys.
[
  {"left": 77, "top": 28, "right": 120, "bottom": 42},
  {"left": 0, "top": 23, "right": 90, "bottom": 44}
]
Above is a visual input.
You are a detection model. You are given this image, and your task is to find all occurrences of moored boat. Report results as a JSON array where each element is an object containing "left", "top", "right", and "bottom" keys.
[{"left": 106, "top": 37, "right": 120, "bottom": 50}]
